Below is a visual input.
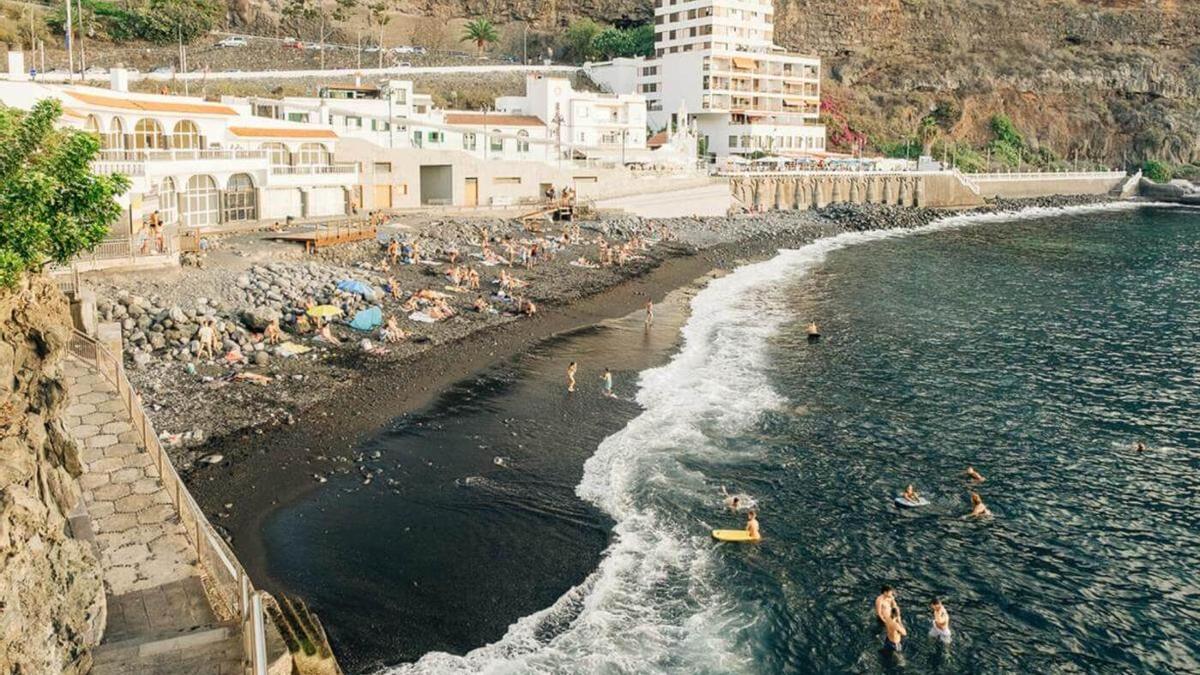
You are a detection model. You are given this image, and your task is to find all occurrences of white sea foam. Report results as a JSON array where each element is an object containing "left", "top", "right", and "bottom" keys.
[{"left": 381, "top": 200, "right": 1162, "bottom": 674}]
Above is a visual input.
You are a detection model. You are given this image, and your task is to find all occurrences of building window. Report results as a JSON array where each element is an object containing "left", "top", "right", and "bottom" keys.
[
  {"left": 374, "top": 161, "right": 392, "bottom": 173},
  {"left": 224, "top": 173, "right": 257, "bottom": 222},
  {"left": 158, "top": 177, "right": 177, "bottom": 225},
  {"left": 463, "top": 133, "right": 477, "bottom": 151},
  {"left": 133, "top": 118, "right": 166, "bottom": 150},
  {"left": 729, "top": 135, "right": 737, "bottom": 148},
  {"left": 264, "top": 142, "right": 291, "bottom": 167},
  {"left": 490, "top": 130, "right": 503, "bottom": 153},
  {"left": 428, "top": 131, "right": 443, "bottom": 144},
  {"left": 181, "top": 175, "right": 220, "bottom": 228},
  {"left": 287, "top": 112, "right": 310, "bottom": 123},
  {"left": 345, "top": 116, "right": 363, "bottom": 129},
  {"left": 517, "top": 130, "right": 530, "bottom": 153},
  {"left": 172, "top": 120, "right": 201, "bottom": 149},
  {"left": 413, "top": 130, "right": 423, "bottom": 147},
  {"left": 494, "top": 177, "right": 521, "bottom": 185},
  {"left": 296, "top": 142, "right": 331, "bottom": 166}
]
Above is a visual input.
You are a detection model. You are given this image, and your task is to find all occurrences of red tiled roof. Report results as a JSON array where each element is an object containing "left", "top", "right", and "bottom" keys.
[{"left": 444, "top": 113, "right": 545, "bottom": 127}]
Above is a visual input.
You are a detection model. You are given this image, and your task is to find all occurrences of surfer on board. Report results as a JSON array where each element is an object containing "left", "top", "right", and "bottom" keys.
[{"left": 902, "top": 484, "right": 920, "bottom": 503}]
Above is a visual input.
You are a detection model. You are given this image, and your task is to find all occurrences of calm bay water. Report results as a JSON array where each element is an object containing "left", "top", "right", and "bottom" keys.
[{"left": 265, "top": 204, "right": 1200, "bottom": 674}]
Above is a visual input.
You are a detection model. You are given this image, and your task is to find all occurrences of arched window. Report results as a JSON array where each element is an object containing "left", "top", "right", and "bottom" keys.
[
  {"left": 263, "top": 142, "right": 291, "bottom": 168},
  {"left": 180, "top": 175, "right": 220, "bottom": 227},
  {"left": 516, "top": 129, "right": 530, "bottom": 153},
  {"left": 158, "top": 177, "right": 177, "bottom": 226},
  {"left": 172, "top": 120, "right": 201, "bottom": 149},
  {"left": 224, "top": 173, "right": 257, "bottom": 222},
  {"left": 490, "top": 129, "right": 503, "bottom": 153},
  {"left": 109, "top": 117, "right": 126, "bottom": 151},
  {"left": 133, "top": 118, "right": 166, "bottom": 150},
  {"left": 296, "top": 142, "right": 331, "bottom": 166}
]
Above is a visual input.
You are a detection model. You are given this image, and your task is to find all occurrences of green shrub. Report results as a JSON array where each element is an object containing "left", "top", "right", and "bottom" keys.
[
  {"left": 1141, "top": 159, "right": 1172, "bottom": 183},
  {"left": 0, "top": 100, "right": 129, "bottom": 288}
]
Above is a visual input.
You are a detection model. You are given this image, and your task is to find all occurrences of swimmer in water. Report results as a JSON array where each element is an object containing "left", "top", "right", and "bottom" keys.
[
  {"left": 1134, "top": 441, "right": 1147, "bottom": 452},
  {"left": 902, "top": 484, "right": 920, "bottom": 502},
  {"left": 965, "top": 466, "right": 985, "bottom": 483},
  {"left": 928, "top": 598, "right": 951, "bottom": 643},
  {"left": 875, "top": 586, "right": 899, "bottom": 624},
  {"left": 720, "top": 486, "right": 742, "bottom": 511},
  {"left": 967, "top": 492, "right": 991, "bottom": 519},
  {"left": 806, "top": 321, "right": 820, "bottom": 336},
  {"left": 566, "top": 361, "right": 577, "bottom": 393},
  {"left": 746, "top": 510, "right": 761, "bottom": 540},
  {"left": 602, "top": 368, "right": 614, "bottom": 397}
]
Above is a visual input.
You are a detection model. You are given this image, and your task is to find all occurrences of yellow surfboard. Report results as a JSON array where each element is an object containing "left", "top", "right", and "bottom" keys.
[{"left": 712, "top": 529, "right": 761, "bottom": 542}]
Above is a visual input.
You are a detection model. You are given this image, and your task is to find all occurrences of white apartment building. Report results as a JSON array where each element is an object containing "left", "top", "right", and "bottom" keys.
[
  {"left": 495, "top": 74, "right": 648, "bottom": 162},
  {"left": 587, "top": 0, "right": 826, "bottom": 159},
  {"left": 0, "top": 70, "right": 357, "bottom": 233}
]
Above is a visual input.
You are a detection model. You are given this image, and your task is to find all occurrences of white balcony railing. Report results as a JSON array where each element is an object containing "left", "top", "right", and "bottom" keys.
[
  {"left": 269, "top": 162, "right": 358, "bottom": 176},
  {"left": 95, "top": 149, "right": 269, "bottom": 162}
]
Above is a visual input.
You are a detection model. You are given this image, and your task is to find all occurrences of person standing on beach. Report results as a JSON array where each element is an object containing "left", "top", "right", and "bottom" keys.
[
  {"left": 602, "top": 368, "right": 614, "bottom": 397},
  {"left": 645, "top": 299, "right": 654, "bottom": 327},
  {"left": 567, "top": 362, "right": 578, "bottom": 392}
]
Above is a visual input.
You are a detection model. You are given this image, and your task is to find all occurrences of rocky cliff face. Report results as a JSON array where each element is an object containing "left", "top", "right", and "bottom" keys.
[
  {"left": 772, "top": 0, "right": 1200, "bottom": 164},
  {"left": 283, "top": 0, "right": 1195, "bottom": 165},
  {"left": 0, "top": 277, "right": 105, "bottom": 673}
]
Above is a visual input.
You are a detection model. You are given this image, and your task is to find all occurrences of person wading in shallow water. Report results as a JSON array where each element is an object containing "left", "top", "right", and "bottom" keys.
[
  {"left": 883, "top": 606, "right": 907, "bottom": 653},
  {"left": 645, "top": 299, "right": 654, "bottom": 327},
  {"left": 746, "top": 510, "right": 761, "bottom": 540},
  {"left": 566, "top": 361, "right": 577, "bottom": 393},
  {"left": 928, "top": 598, "right": 952, "bottom": 643}
]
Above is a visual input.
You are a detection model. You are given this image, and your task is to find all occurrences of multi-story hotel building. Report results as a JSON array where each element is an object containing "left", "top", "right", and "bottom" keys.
[{"left": 588, "top": 0, "right": 826, "bottom": 159}]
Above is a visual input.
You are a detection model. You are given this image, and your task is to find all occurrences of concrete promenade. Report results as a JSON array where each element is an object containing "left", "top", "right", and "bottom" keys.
[{"left": 64, "top": 357, "right": 244, "bottom": 674}]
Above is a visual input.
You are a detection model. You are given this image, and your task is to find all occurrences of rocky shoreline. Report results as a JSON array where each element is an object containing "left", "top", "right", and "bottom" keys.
[{"left": 92, "top": 195, "right": 1115, "bottom": 477}]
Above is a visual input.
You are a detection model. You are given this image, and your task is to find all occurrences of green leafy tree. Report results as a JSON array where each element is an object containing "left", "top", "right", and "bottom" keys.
[
  {"left": 0, "top": 100, "right": 129, "bottom": 288},
  {"left": 564, "top": 18, "right": 601, "bottom": 61},
  {"left": 460, "top": 18, "right": 499, "bottom": 56},
  {"left": 593, "top": 27, "right": 633, "bottom": 59},
  {"left": 917, "top": 115, "right": 939, "bottom": 156},
  {"left": 627, "top": 24, "right": 654, "bottom": 57}
]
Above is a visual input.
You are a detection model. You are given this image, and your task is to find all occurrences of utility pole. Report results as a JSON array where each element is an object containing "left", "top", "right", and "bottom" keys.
[
  {"left": 621, "top": 127, "right": 627, "bottom": 165},
  {"left": 64, "top": 0, "right": 75, "bottom": 81},
  {"left": 552, "top": 111, "right": 563, "bottom": 170},
  {"left": 523, "top": 23, "right": 527, "bottom": 65},
  {"left": 356, "top": 30, "right": 362, "bottom": 69},
  {"left": 76, "top": 0, "right": 86, "bottom": 72}
]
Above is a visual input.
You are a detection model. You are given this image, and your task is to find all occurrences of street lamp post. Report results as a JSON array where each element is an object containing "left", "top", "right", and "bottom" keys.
[
  {"left": 551, "top": 112, "right": 564, "bottom": 170},
  {"left": 63, "top": 0, "right": 74, "bottom": 81}
]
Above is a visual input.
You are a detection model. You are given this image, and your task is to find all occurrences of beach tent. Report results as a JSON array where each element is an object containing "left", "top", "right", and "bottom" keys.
[
  {"left": 349, "top": 306, "right": 383, "bottom": 331},
  {"left": 337, "top": 279, "right": 378, "bottom": 301}
]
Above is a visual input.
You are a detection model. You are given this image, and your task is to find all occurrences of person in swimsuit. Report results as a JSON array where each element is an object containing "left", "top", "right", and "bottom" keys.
[
  {"left": 902, "top": 484, "right": 920, "bottom": 502},
  {"left": 602, "top": 368, "right": 614, "bottom": 397},
  {"left": 645, "top": 299, "right": 654, "bottom": 327},
  {"left": 965, "top": 466, "right": 985, "bottom": 483},
  {"left": 746, "top": 510, "right": 761, "bottom": 540},
  {"left": 875, "top": 586, "right": 899, "bottom": 624},
  {"left": 567, "top": 362, "right": 578, "bottom": 392},
  {"left": 883, "top": 606, "right": 907, "bottom": 653},
  {"left": 1134, "top": 441, "right": 1147, "bottom": 452},
  {"left": 967, "top": 492, "right": 991, "bottom": 519},
  {"left": 928, "top": 598, "right": 951, "bottom": 643}
]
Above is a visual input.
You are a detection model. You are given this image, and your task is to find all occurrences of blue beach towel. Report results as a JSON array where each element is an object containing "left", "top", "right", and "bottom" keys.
[{"left": 349, "top": 306, "right": 383, "bottom": 331}]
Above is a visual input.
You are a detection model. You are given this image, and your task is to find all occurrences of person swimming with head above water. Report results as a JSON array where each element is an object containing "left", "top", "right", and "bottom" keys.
[
  {"left": 965, "top": 466, "right": 985, "bottom": 483},
  {"left": 967, "top": 492, "right": 991, "bottom": 519},
  {"left": 1134, "top": 441, "right": 1147, "bottom": 452},
  {"left": 720, "top": 486, "right": 756, "bottom": 511}
]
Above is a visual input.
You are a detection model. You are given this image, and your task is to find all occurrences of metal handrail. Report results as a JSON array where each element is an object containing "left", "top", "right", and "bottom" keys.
[{"left": 68, "top": 330, "right": 270, "bottom": 675}]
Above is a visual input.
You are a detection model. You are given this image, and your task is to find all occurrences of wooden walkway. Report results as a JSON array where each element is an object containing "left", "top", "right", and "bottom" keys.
[{"left": 267, "top": 220, "right": 377, "bottom": 254}]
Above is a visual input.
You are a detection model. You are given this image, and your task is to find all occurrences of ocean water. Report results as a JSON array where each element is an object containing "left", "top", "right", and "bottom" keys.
[{"left": 267, "top": 203, "right": 1200, "bottom": 674}]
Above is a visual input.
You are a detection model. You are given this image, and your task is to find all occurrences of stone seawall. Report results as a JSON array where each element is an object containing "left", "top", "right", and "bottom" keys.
[
  {"left": 728, "top": 171, "right": 1129, "bottom": 211},
  {"left": 729, "top": 171, "right": 985, "bottom": 211},
  {"left": 0, "top": 276, "right": 105, "bottom": 674}
]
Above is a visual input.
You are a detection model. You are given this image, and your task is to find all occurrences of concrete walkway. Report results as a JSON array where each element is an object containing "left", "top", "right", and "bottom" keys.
[
  {"left": 594, "top": 182, "right": 734, "bottom": 218},
  {"left": 64, "top": 359, "right": 198, "bottom": 595},
  {"left": 63, "top": 357, "right": 243, "bottom": 674}
]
